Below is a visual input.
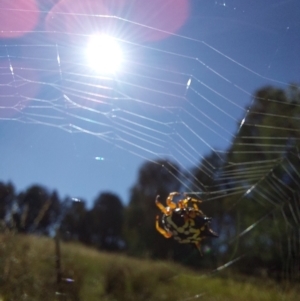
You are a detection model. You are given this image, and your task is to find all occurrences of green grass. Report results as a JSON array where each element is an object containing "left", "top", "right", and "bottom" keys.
[{"left": 0, "top": 232, "right": 298, "bottom": 301}]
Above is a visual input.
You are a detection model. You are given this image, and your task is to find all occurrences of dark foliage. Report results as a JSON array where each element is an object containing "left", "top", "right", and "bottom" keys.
[
  {"left": 89, "top": 192, "right": 124, "bottom": 250},
  {"left": 0, "top": 182, "right": 15, "bottom": 220},
  {"left": 59, "top": 198, "right": 90, "bottom": 244},
  {"left": 191, "top": 84, "right": 300, "bottom": 280}
]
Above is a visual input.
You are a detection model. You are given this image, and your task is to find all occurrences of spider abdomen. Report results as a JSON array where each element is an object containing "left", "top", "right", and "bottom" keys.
[{"left": 162, "top": 208, "right": 217, "bottom": 244}]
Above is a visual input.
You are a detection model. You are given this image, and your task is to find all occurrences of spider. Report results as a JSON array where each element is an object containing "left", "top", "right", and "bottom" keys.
[{"left": 155, "top": 192, "right": 218, "bottom": 255}]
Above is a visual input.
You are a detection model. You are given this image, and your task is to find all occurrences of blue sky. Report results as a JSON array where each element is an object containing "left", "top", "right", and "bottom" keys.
[{"left": 0, "top": 0, "right": 299, "bottom": 206}]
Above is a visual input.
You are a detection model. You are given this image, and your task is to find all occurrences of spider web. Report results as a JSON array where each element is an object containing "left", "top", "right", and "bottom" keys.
[{"left": 0, "top": 0, "right": 300, "bottom": 299}]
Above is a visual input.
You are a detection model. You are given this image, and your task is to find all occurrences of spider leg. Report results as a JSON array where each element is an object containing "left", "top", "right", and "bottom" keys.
[
  {"left": 178, "top": 197, "right": 194, "bottom": 209},
  {"left": 178, "top": 198, "right": 186, "bottom": 209},
  {"left": 155, "top": 195, "right": 170, "bottom": 215},
  {"left": 193, "top": 203, "right": 199, "bottom": 210},
  {"left": 195, "top": 241, "right": 203, "bottom": 256},
  {"left": 166, "top": 192, "right": 180, "bottom": 209},
  {"left": 182, "top": 195, "right": 202, "bottom": 210},
  {"left": 156, "top": 216, "right": 173, "bottom": 238},
  {"left": 178, "top": 194, "right": 190, "bottom": 209}
]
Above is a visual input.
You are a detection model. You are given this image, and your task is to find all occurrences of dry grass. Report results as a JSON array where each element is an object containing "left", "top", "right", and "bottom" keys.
[{"left": 0, "top": 232, "right": 298, "bottom": 301}]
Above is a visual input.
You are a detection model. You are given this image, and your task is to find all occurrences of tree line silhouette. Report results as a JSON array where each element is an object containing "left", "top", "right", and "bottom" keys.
[{"left": 1, "top": 85, "right": 300, "bottom": 281}]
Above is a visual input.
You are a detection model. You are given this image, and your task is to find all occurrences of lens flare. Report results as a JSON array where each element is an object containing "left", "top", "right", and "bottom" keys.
[{"left": 86, "top": 34, "right": 123, "bottom": 73}]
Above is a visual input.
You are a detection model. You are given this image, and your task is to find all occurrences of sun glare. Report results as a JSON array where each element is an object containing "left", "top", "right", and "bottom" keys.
[{"left": 86, "top": 34, "right": 123, "bottom": 73}]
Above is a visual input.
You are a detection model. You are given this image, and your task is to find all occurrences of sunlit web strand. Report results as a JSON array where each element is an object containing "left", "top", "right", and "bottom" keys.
[
  {"left": 0, "top": 7, "right": 296, "bottom": 88},
  {"left": 180, "top": 106, "right": 234, "bottom": 143}
]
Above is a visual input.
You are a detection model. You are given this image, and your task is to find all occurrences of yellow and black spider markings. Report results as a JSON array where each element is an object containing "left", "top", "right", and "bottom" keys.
[{"left": 155, "top": 192, "right": 218, "bottom": 255}]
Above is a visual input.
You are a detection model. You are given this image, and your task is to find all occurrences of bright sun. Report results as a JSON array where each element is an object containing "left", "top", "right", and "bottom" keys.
[{"left": 86, "top": 34, "right": 123, "bottom": 73}]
